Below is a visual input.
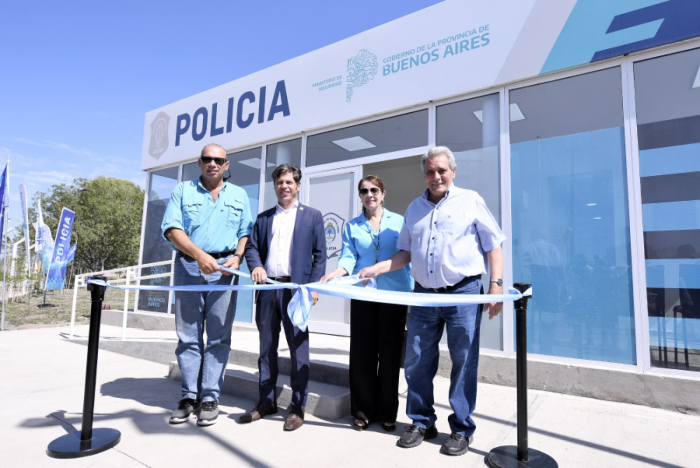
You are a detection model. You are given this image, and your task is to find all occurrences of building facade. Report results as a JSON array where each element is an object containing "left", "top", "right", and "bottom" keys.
[{"left": 139, "top": 0, "right": 700, "bottom": 389}]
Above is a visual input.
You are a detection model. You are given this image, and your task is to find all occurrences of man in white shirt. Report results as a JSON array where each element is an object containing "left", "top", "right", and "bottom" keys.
[
  {"left": 242, "top": 164, "right": 326, "bottom": 431},
  {"left": 360, "top": 146, "right": 505, "bottom": 456}
]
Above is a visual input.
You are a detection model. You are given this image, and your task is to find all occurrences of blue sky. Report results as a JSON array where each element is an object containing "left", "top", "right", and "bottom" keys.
[{"left": 0, "top": 0, "right": 443, "bottom": 233}]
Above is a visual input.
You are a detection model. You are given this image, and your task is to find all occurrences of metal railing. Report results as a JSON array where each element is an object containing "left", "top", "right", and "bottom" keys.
[{"left": 69, "top": 261, "right": 173, "bottom": 340}]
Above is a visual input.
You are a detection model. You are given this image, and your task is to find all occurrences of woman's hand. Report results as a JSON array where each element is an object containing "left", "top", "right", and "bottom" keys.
[{"left": 319, "top": 267, "right": 348, "bottom": 283}]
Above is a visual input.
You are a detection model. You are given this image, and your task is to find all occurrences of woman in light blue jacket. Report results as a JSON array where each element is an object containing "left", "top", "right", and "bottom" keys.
[{"left": 321, "top": 175, "right": 412, "bottom": 431}]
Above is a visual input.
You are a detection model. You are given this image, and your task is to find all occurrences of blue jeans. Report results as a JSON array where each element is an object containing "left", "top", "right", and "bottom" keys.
[
  {"left": 173, "top": 254, "right": 238, "bottom": 402},
  {"left": 405, "top": 277, "right": 483, "bottom": 437}
]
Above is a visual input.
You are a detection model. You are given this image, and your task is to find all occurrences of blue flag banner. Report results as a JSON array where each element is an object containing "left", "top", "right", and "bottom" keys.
[
  {"left": 0, "top": 164, "right": 8, "bottom": 253},
  {"left": 45, "top": 208, "right": 76, "bottom": 290}
]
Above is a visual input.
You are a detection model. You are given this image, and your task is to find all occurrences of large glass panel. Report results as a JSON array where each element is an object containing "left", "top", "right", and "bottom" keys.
[
  {"left": 437, "top": 93, "right": 503, "bottom": 350},
  {"left": 306, "top": 110, "right": 429, "bottom": 167},
  {"left": 181, "top": 148, "right": 263, "bottom": 323},
  {"left": 227, "top": 147, "right": 262, "bottom": 323},
  {"left": 264, "top": 139, "right": 301, "bottom": 211},
  {"left": 635, "top": 48, "right": 700, "bottom": 371},
  {"left": 510, "top": 68, "right": 636, "bottom": 364},
  {"left": 139, "top": 166, "right": 178, "bottom": 313}
]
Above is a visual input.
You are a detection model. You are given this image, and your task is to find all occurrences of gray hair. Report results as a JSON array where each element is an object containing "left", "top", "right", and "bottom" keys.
[
  {"left": 200, "top": 143, "right": 227, "bottom": 157},
  {"left": 421, "top": 146, "right": 457, "bottom": 172}
]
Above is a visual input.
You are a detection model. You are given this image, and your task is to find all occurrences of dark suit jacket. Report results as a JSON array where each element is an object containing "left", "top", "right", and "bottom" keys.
[{"left": 245, "top": 203, "right": 327, "bottom": 285}]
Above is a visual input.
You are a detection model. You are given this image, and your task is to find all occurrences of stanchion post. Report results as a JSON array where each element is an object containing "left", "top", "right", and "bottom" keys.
[
  {"left": 47, "top": 275, "right": 121, "bottom": 459},
  {"left": 486, "top": 283, "right": 557, "bottom": 468}
]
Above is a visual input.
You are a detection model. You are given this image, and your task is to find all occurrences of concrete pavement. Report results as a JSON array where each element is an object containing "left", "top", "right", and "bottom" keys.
[{"left": 2, "top": 325, "right": 699, "bottom": 467}]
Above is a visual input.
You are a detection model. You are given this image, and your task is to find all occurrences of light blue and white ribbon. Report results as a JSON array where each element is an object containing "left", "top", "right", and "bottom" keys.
[{"left": 87, "top": 268, "right": 531, "bottom": 332}]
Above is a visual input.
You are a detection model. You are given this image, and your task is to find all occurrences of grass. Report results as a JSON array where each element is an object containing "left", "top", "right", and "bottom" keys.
[{"left": 1, "top": 285, "right": 136, "bottom": 330}]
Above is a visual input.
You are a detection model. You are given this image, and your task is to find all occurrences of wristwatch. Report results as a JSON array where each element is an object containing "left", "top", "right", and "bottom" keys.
[
  {"left": 233, "top": 253, "right": 244, "bottom": 262},
  {"left": 490, "top": 278, "right": 503, "bottom": 286}
]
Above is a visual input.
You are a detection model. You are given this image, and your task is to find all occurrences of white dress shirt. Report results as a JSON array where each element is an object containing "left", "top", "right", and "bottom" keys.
[
  {"left": 397, "top": 185, "right": 506, "bottom": 289},
  {"left": 265, "top": 201, "right": 298, "bottom": 277}
]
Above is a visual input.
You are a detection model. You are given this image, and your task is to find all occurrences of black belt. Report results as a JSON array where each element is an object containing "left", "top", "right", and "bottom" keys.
[
  {"left": 177, "top": 250, "right": 235, "bottom": 260},
  {"left": 422, "top": 275, "right": 480, "bottom": 293},
  {"left": 268, "top": 276, "right": 291, "bottom": 283}
]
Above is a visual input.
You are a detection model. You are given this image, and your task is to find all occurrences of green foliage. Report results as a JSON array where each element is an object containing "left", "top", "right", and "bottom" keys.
[{"left": 31, "top": 176, "right": 144, "bottom": 272}]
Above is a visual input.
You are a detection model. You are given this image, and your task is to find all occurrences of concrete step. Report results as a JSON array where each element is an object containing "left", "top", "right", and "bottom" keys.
[
  {"left": 228, "top": 348, "right": 350, "bottom": 388},
  {"left": 167, "top": 361, "right": 350, "bottom": 420}
]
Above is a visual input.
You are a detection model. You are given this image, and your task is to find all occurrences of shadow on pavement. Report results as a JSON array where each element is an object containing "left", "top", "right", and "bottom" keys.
[{"left": 23, "top": 376, "right": 272, "bottom": 467}]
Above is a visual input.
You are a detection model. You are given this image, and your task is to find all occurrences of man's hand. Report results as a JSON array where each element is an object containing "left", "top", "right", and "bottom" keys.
[
  {"left": 311, "top": 292, "right": 319, "bottom": 306},
  {"left": 251, "top": 266, "right": 268, "bottom": 284},
  {"left": 196, "top": 253, "right": 220, "bottom": 275},
  {"left": 221, "top": 255, "right": 241, "bottom": 276},
  {"left": 484, "top": 283, "right": 504, "bottom": 320}
]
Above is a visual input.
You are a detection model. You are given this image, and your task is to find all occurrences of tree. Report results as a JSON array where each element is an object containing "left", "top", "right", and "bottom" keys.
[{"left": 32, "top": 176, "right": 144, "bottom": 272}]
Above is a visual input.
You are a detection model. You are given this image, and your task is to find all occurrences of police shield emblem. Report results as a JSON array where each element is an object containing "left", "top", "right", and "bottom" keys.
[
  {"left": 323, "top": 212, "right": 345, "bottom": 259},
  {"left": 149, "top": 111, "right": 170, "bottom": 159}
]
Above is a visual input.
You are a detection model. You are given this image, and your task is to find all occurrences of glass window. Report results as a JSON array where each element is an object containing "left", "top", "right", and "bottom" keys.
[
  {"left": 306, "top": 110, "right": 429, "bottom": 167},
  {"left": 635, "top": 48, "right": 700, "bottom": 371},
  {"left": 437, "top": 93, "right": 502, "bottom": 350},
  {"left": 138, "top": 166, "right": 178, "bottom": 313},
  {"left": 510, "top": 68, "right": 636, "bottom": 364},
  {"left": 264, "top": 139, "right": 301, "bottom": 211},
  {"left": 227, "top": 147, "right": 262, "bottom": 323}
]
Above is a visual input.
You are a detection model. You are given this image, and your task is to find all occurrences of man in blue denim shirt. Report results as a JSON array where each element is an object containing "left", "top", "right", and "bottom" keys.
[
  {"left": 360, "top": 146, "right": 505, "bottom": 456},
  {"left": 161, "top": 143, "right": 253, "bottom": 427}
]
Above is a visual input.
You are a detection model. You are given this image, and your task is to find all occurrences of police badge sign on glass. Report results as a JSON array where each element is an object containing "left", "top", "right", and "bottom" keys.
[{"left": 323, "top": 213, "right": 344, "bottom": 259}]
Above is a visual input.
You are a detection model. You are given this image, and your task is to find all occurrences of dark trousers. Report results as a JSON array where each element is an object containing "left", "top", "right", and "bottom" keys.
[
  {"left": 256, "top": 288, "right": 310, "bottom": 409},
  {"left": 350, "top": 299, "right": 408, "bottom": 423}
]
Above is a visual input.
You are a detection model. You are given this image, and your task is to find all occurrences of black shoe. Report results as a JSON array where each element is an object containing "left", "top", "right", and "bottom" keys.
[
  {"left": 442, "top": 432, "right": 473, "bottom": 456},
  {"left": 169, "top": 398, "right": 199, "bottom": 424},
  {"left": 397, "top": 424, "right": 438, "bottom": 448},
  {"left": 197, "top": 400, "right": 220, "bottom": 426},
  {"left": 239, "top": 401, "right": 278, "bottom": 423}
]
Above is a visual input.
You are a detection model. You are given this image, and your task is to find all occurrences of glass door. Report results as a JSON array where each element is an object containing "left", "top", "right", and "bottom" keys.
[{"left": 304, "top": 166, "right": 362, "bottom": 335}]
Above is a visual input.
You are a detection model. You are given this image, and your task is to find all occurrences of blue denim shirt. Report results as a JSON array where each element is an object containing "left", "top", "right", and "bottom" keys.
[
  {"left": 397, "top": 185, "right": 505, "bottom": 289},
  {"left": 161, "top": 178, "right": 253, "bottom": 253},
  {"left": 337, "top": 209, "right": 413, "bottom": 292}
]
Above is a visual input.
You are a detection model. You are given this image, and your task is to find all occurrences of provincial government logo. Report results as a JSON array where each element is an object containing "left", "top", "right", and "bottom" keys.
[{"left": 346, "top": 49, "right": 378, "bottom": 102}]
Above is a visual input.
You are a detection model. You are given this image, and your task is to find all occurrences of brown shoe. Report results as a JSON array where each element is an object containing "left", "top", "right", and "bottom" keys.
[
  {"left": 239, "top": 401, "right": 278, "bottom": 423},
  {"left": 283, "top": 407, "right": 305, "bottom": 431}
]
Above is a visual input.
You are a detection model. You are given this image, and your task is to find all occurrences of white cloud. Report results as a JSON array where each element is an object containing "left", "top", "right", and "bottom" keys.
[{"left": 14, "top": 170, "right": 76, "bottom": 185}]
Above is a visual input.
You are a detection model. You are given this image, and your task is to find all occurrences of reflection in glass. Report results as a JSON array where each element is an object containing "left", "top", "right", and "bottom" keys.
[
  {"left": 140, "top": 167, "right": 179, "bottom": 313},
  {"left": 264, "top": 139, "right": 301, "bottom": 211},
  {"left": 437, "top": 93, "right": 502, "bottom": 350},
  {"left": 227, "top": 147, "right": 262, "bottom": 323},
  {"left": 635, "top": 48, "right": 700, "bottom": 371},
  {"left": 510, "top": 68, "right": 636, "bottom": 364},
  {"left": 306, "top": 110, "right": 428, "bottom": 167}
]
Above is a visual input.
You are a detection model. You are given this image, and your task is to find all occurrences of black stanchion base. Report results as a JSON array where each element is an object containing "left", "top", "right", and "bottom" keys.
[
  {"left": 487, "top": 446, "right": 558, "bottom": 468},
  {"left": 47, "top": 428, "right": 121, "bottom": 459}
]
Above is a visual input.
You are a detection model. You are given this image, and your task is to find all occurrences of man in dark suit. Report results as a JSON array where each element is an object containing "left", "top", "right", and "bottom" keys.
[{"left": 241, "top": 164, "right": 326, "bottom": 431}]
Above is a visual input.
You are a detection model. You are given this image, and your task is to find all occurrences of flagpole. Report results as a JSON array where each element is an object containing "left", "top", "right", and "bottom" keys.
[{"left": 2, "top": 158, "right": 10, "bottom": 331}]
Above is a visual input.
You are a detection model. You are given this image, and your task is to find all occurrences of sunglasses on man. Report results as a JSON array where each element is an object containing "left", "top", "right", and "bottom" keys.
[
  {"left": 201, "top": 156, "right": 228, "bottom": 166},
  {"left": 359, "top": 187, "right": 381, "bottom": 196}
]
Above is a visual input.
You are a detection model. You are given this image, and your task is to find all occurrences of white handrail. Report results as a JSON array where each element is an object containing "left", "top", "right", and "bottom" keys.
[{"left": 69, "top": 260, "right": 174, "bottom": 339}]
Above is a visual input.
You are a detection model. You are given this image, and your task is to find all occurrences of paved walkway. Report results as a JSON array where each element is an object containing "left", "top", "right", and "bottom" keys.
[{"left": 2, "top": 325, "right": 699, "bottom": 467}]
